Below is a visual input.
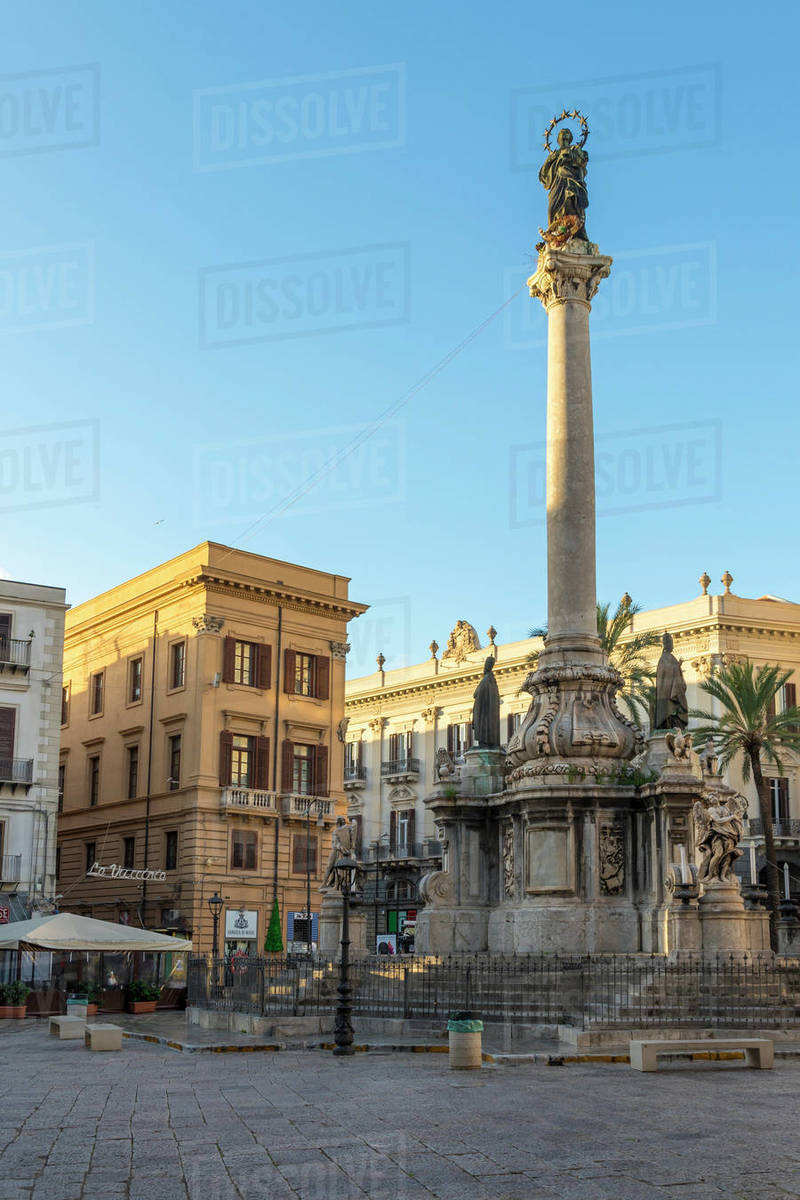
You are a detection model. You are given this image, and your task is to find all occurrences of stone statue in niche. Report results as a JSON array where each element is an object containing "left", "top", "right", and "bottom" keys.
[
  {"left": 472, "top": 656, "right": 501, "bottom": 749},
  {"left": 598, "top": 825, "right": 625, "bottom": 895},
  {"left": 652, "top": 633, "right": 689, "bottom": 730},
  {"left": 502, "top": 825, "right": 515, "bottom": 898},
  {"left": 693, "top": 790, "right": 747, "bottom": 883}
]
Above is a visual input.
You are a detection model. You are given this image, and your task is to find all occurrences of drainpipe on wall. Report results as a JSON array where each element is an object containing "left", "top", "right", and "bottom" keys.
[
  {"left": 271, "top": 606, "right": 283, "bottom": 902},
  {"left": 139, "top": 609, "right": 159, "bottom": 927}
]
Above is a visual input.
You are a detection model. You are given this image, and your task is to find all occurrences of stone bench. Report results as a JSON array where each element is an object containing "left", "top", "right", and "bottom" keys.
[
  {"left": 49, "top": 1016, "right": 86, "bottom": 1040},
  {"left": 84, "top": 1023, "right": 123, "bottom": 1052},
  {"left": 630, "top": 1038, "right": 773, "bottom": 1072}
]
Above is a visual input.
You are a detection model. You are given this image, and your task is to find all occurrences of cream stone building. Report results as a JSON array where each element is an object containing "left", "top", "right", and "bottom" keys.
[
  {"left": 0, "top": 579, "right": 67, "bottom": 921},
  {"left": 57, "top": 543, "right": 366, "bottom": 955},
  {"left": 345, "top": 575, "right": 800, "bottom": 946}
]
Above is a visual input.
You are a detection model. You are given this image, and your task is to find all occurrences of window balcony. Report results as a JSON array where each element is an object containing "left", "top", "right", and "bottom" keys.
[
  {"left": 344, "top": 764, "right": 367, "bottom": 790},
  {"left": 0, "top": 638, "right": 31, "bottom": 676},
  {"left": 748, "top": 818, "right": 800, "bottom": 842},
  {"left": 381, "top": 757, "right": 421, "bottom": 782},
  {"left": 0, "top": 854, "right": 21, "bottom": 884},
  {"left": 362, "top": 839, "right": 442, "bottom": 863},
  {"left": 0, "top": 758, "right": 34, "bottom": 792},
  {"left": 219, "top": 786, "right": 279, "bottom": 819},
  {"left": 281, "top": 793, "right": 336, "bottom": 822}
]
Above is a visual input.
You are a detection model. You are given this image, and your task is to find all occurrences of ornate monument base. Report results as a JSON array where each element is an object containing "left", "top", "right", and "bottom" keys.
[{"left": 698, "top": 880, "right": 770, "bottom": 954}]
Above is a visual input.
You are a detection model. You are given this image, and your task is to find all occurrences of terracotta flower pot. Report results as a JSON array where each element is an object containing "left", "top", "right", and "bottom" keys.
[
  {"left": 127, "top": 1000, "right": 158, "bottom": 1014},
  {"left": 0, "top": 1005, "right": 27, "bottom": 1018},
  {"left": 86, "top": 1004, "right": 99, "bottom": 1016}
]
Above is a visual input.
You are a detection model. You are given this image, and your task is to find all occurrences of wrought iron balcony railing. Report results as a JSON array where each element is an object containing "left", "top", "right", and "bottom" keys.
[
  {"left": 0, "top": 758, "right": 34, "bottom": 786},
  {"left": 361, "top": 839, "right": 442, "bottom": 863},
  {"left": 748, "top": 818, "right": 800, "bottom": 839},
  {"left": 0, "top": 638, "right": 31, "bottom": 673},
  {"left": 381, "top": 757, "right": 421, "bottom": 778},
  {"left": 344, "top": 764, "right": 367, "bottom": 784},
  {"left": 0, "top": 854, "right": 21, "bottom": 883}
]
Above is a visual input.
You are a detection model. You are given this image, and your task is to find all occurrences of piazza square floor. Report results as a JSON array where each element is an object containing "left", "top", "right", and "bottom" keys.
[{"left": 1, "top": 1023, "right": 800, "bottom": 1200}]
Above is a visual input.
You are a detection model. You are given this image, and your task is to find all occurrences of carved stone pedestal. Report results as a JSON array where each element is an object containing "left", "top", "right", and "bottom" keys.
[
  {"left": 460, "top": 748, "right": 506, "bottom": 797},
  {"left": 319, "top": 889, "right": 343, "bottom": 959},
  {"left": 698, "top": 879, "right": 770, "bottom": 954}
]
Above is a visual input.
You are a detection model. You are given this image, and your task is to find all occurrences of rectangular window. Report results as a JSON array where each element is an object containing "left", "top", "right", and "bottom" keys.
[
  {"left": 230, "top": 829, "right": 257, "bottom": 871},
  {"left": 397, "top": 810, "right": 410, "bottom": 850},
  {"left": 507, "top": 712, "right": 523, "bottom": 740},
  {"left": 126, "top": 746, "right": 139, "bottom": 799},
  {"left": 292, "top": 743, "right": 314, "bottom": 795},
  {"left": 767, "top": 777, "right": 790, "bottom": 822},
  {"left": 165, "top": 830, "right": 178, "bottom": 871},
  {"left": 61, "top": 685, "right": 69, "bottom": 726},
  {"left": 170, "top": 642, "right": 186, "bottom": 689},
  {"left": 291, "top": 833, "right": 318, "bottom": 876},
  {"left": 446, "top": 722, "right": 471, "bottom": 762},
  {"left": 388, "top": 731, "right": 412, "bottom": 763},
  {"left": 123, "top": 836, "right": 135, "bottom": 870},
  {"left": 90, "top": 672, "right": 104, "bottom": 715},
  {"left": 295, "top": 653, "right": 314, "bottom": 697},
  {"left": 345, "top": 742, "right": 362, "bottom": 771},
  {"left": 85, "top": 841, "right": 96, "bottom": 872},
  {"left": 234, "top": 640, "right": 256, "bottom": 686},
  {"left": 88, "top": 756, "right": 100, "bottom": 807},
  {"left": 168, "top": 734, "right": 181, "bottom": 790},
  {"left": 129, "top": 657, "right": 143, "bottom": 703},
  {"left": 58, "top": 762, "right": 65, "bottom": 814},
  {"left": 231, "top": 734, "right": 254, "bottom": 788}
]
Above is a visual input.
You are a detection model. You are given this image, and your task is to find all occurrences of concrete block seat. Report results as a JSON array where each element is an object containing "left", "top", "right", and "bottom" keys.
[
  {"left": 49, "top": 1016, "right": 86, "bottom": 1040},
  {"left": 630, "top": 1038, "right": 773, "bottom": 1072},
  {"left": 84, "top": 1023, "right": 123, "bottom": 1052}
]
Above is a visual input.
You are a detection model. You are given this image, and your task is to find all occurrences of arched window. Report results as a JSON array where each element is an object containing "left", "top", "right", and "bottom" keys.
[{"left": 386, "top": 879, "right": 417, "bottom": 903}]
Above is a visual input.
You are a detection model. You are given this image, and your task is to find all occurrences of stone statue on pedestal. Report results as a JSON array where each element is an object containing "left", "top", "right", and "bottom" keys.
[
  {"left": 472, "top": 656, "right": 500, "bottom": 748},
  {"left": 537, "top": 112, "right": 591, "bottom": 247},
  {"left": 693, "top": 790, "right": 747, "bottom": 883},
  {"left": 321, "top": 816, "right": 358, "bottom": 890},
  {"left": 652, "top": 633, "right": 688, "bottom": 730}
]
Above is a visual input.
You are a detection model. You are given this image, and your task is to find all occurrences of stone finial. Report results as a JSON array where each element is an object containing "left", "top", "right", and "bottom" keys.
[
  {"left": 429, "top": 640, "right": 439, "bottom": 659},
  {"left": 699, "top": 571, "right": 711, "bottom": 596},
  {"left": 620, "top": 592, "right": 632, "bottom": 611},
  {"left": 376, "top": 652, "right": 386, "bottom": 671},
  {"left": 486, "top": 625, "right": 497, "bottom": 646},
  {"left": 721, "top": 571, "right": 733, "bottom": 595}
]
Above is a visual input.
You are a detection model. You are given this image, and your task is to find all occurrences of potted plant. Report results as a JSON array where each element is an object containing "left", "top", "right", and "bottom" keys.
[
  {"left": 86, "top": 984, "right": 102, "bottom": 1016},
  {"left": 126, "top": 980, "right": 161, "bottom": 1014},
  {"left": 0, "top": 981, "right": 31, "bottom": 1018}
]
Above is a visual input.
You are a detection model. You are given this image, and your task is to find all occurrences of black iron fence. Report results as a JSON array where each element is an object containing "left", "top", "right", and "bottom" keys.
[
  {"left": 187, "top": 953, "right": 800, "bottom": 1029},
  {"left": 749, "top": 819, "right": 800, "bottom": 839}
]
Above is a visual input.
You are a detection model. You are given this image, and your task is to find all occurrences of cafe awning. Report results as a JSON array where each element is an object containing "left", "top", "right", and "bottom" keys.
[{"left": 0, "top": 912, "right": 192, "bottom": 952}]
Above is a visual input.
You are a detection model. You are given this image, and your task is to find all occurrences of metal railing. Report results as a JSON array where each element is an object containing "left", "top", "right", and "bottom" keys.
[
  {"left": 344, "top": 765, "right": 367, "bottom": 783},
  {"left": 187, "top": 952, "right": 800, "bottom": 1029},
  {"left": 0, "top": 638, "right": 31, "bottom": 670},
  {"left": 0, "top": 758, "right": 34, "bottom": 785},
  {"left": 0, "top": 854, "right": 21, "bottom": 883},
  {"left": 381, "top": 757, "right": 421, "bottom": 777},
  {"left": 361, "top": 839, "right": 442, "bottom": 863},
  {"left": 748, "top": 819, "right": 800, "bottom": 839}
]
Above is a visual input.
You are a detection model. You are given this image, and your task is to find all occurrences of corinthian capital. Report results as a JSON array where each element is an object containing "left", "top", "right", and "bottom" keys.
[{"left": 527, "top": 247, "right": 613, "bottom": 310}]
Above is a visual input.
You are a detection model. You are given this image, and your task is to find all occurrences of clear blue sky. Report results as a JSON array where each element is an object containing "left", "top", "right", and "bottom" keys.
[{"left": 2, "top": 1, "right": 798, "bottom": 677}]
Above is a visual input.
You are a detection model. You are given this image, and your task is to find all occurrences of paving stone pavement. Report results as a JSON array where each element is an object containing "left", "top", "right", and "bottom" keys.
[{"left": 1, "top": 1023, "right": 799, "bottom": 1199}]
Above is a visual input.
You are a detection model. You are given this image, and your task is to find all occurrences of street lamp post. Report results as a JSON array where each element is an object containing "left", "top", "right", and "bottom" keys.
[
  {"left": 207, "top": 890, "right": 223, "bottom": 996},
  {"left": 333, "top": 853, "right": 357, "bottom": 1057}
]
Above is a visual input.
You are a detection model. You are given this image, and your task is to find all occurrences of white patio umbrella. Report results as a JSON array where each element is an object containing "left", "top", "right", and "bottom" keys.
[{"left": 0, "top": 912, "right": 192, "bottom": 952}]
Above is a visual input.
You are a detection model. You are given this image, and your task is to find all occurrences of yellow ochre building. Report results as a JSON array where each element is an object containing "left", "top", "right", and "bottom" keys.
[{"left": 56, "top": 543, "right": 367, "bottom": 954}]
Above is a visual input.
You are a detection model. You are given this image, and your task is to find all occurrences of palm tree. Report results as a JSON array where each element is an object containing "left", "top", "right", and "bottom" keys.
[
  {"left": 527, "top": 595, "right": 660, "bottom": 725},
  {"left": 690, "top": 660, "right": 800, "bottom": 952}
]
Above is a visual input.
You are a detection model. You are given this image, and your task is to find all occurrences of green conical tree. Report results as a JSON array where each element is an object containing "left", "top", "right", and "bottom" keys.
[
  {"left": 264, "top": 898, "right": 283, "bottom": 954},
  {"left": 690, "top": 660, "right": 800, "bottom": 952}
]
